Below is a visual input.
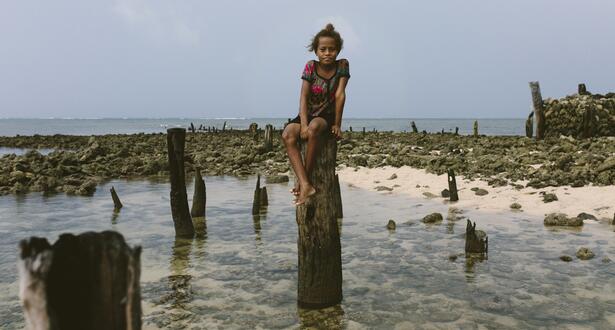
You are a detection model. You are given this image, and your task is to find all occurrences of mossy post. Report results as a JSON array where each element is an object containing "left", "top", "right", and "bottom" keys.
[
  {"left": 190, "top": 168, "right": 206, "bottom": 218},
  {"left": 18, "top": 231, "right": 142, "bottom": 330},
  {"left": 529, "top": 81, "right": 545, "bottom": 140},
  {"left": 447, "top": 169, "right": 459, "bottom": 202},
  {"left": 110, "top": 186, "right": 123, "bottom": 211},
  {"left": 525, "top": 111, "right": 534, "bottom": 138},
  {"left": 473, "top": 120, "right": 478, "bottom": 137},
  {"left": 411, "top": 121, "right": 418, "bottom": 133},
  {"left": 167, "top": 128, "right": 195, "bottom": 237},
  {"left": 296, "top": 137, "right": 342, "bottom": 308}
]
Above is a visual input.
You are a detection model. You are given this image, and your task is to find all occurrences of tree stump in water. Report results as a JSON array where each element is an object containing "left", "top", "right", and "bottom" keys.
[
  {"left": 110, "top": 186, "right": 123, "bottom": 211},
  {"left": 167, "top": 128, "right": 195, "bottom": 237},
  {"left": 191, "top": 168, "right": 206, "bottom": 218},
  {"left": 18, "top": 231, "right": 142, "bottom": 330},
  {"left": 296, "top": 137, "right": 342, "bottom": 308},
  {"left": 252, "top": 174, "right": 262, "bottom": 215},
  {"left": 465, "top": 220, "right": 488, "bottom": 254},
  {"left": 447, "top": 169, "right": 459, "bottom": 202}
]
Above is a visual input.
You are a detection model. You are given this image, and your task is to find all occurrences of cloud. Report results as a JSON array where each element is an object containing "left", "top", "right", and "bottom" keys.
[
  {"left": 316, "top": 16, "right": 361, "bottom": 53},
  {"left": 112, "top": 0, "right": 201, "bottom": 46}
]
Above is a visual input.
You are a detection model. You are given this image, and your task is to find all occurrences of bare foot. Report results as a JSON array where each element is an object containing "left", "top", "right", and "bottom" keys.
[
  {"left": 289, "top": 182, "right": 300, "bottom": 196},
  {"left": 294, "top": 184, "right": 316, "bottom": 206}
]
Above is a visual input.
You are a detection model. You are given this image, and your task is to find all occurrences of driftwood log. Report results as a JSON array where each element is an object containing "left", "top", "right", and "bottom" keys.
[
  {"left": 529, "top": 81, "right": 545, "bottom": 140},
  {"left": 190, "top": 168, "right": 206, "bottom": 218},
  {"left": 465, "top": 220, "right": 488, "bottom": 254},
  {"left": 18, "top": 231, "right": 141, "bottom": 330},
  {"left": 167, "top": 128, "right": 195, "bottom": 237},
  {"left": 296, "top": 137, "right": 342, "bottom": 308}
]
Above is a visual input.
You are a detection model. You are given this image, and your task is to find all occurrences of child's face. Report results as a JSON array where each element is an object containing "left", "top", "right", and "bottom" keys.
[{"left": 315, "top": 37, "right": 339, "bottom": 65}]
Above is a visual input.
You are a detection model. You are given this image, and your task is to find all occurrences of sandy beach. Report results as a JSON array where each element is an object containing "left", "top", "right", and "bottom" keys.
[{"left": 337, "top": 165, "right": 615, "bottom": 221}]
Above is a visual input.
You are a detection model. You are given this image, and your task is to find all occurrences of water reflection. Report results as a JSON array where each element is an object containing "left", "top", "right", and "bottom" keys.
[
  {"left": 166, "top": 237, "right": 194, "bottom": 309},
  {"left": 298, "top": 304, "right": 345, "bottom": 330}
]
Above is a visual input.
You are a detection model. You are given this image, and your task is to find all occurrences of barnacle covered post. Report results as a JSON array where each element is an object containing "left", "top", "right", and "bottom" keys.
[{"left": 296, "top": 137, "right": 342, "bottom": 308}]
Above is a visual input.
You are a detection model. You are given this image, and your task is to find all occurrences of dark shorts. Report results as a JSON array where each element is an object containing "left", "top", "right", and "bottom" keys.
[{"left": 289, "top": 111, "right": 335, "bottom": 127}]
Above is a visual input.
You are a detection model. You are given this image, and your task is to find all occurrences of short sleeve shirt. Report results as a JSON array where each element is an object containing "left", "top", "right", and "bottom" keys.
[{"left": 301, "top": 59, "right": 350, "bottom": 117}]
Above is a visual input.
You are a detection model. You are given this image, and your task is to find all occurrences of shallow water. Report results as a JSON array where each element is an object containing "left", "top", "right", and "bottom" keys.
[
  {"left": 1, "top": 176, "right": 614, "bottom": 329},
  {"left": 0, "top": 147, "right": 57, "bottom": 156}
]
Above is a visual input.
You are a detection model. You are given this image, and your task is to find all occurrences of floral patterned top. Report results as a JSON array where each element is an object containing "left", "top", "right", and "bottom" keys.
[{"left": 301, "top": 59, "right": 350, "bottom": 117}]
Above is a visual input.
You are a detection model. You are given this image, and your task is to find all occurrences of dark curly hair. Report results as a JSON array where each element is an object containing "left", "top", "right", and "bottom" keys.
[{"left": 308, "top": 23, "right": 344, "bottom": 53}]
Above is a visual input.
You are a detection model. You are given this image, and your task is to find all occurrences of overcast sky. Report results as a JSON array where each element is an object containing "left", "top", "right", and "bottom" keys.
[{"left": 1, "top": 0, "right": 614, "bottom": 119}]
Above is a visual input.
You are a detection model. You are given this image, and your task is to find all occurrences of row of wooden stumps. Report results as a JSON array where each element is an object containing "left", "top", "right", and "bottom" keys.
[{"left": 189, "top": 121, "right": 227, "bottom": 133}]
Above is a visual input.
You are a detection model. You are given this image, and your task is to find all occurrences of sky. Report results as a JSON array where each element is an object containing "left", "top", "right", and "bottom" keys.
[{"left": 1, "top": 0, "right": 614, "bottom": 119}]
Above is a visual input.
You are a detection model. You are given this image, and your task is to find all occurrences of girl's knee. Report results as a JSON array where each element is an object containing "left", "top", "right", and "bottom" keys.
[{"left": 282, "top": 129, "right": 298, "bottom": 144}]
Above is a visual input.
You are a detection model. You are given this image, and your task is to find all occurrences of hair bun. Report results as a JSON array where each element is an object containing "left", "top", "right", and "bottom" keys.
[{"left": 325, "top": 23, "right": 335, "bottom": 32}]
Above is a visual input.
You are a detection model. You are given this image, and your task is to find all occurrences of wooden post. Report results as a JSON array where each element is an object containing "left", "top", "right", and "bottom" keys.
[
  {"left": 249, "top": 123, "right": 258, "bottom": 134},
  {"left": 110, "top": 186, "right": 123, "bottom": 211},
  {"left": 167, "top": 128, "right": 195, "bottom": 237},
  {"left": 333, "top": 173, "right": 343, "bottom": 218},
  {"left": 264, "top": 124, "right": 273, "bottom": 152},
  {"left": 411, "top": 121, "right": 418, "bottom": 133},
  {"left": 260, "top": 186, "right": 268, "bottom": 206},
  {"left": 362, "top": 127, "right": 365, "bottom": 136},
  {"left": 18, "top": 231, "right": 142, "bottom": 330},
  {"left": 222, "top": 121, "right": 227, "bottom": 131},
  {"left": 529, "top": 81, "right": 545, "bottom": 140},
  {"left": 349, "top": 126, "right": 353, "bottom": 132},
  {"left": 525, "top": 111, "right": 534, "bottom": 138},
  {"left": 190, "top": 122, "right": 195, "bottom": 133},
  {"left": 473, "top": 121, "right": 478, "bottom": 137},
  {"left": 578, "top": 83, "right": 588, "bottom": 95},
  {"left": 447, "top": 169, "right": 459, "bottom": 202},
  {"left": 455, "top": 127, "right": 459, "bottom": 135},
  {"left": 297, "top": 138, "right": 342, "bottom": 308},
  {"left": 580, "top": 105, "right": 596, "bottom": 138},
  {"left": 465, "top": 220, "right": 488, "bottom": 254},
  {"left": 252, "top": 174, "right": 262, "bottom": 215},
  {"left": 190, "top": 168, "right": 206, "bottom": 218}
]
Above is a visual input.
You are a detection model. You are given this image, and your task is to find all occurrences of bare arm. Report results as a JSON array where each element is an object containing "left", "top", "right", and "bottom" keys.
[{"left": 332, "top": 76, "right": 349, "bottom": 138}]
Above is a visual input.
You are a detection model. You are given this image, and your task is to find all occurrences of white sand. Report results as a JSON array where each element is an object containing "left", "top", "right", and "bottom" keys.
[{"left": 337, "top": 165, "right": 615, "bottom": 221}]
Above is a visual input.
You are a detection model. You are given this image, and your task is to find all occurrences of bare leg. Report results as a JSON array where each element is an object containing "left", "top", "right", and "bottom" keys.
[
  {"left": 282, "top": 124, "right": 312, "bottom": 203},
  {"left": 304, "top": 117, "right": 329, "bottom": 176}
]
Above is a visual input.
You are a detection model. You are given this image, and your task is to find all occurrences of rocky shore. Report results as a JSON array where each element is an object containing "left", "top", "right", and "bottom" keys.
[{"left": 1, "top": 130, "right": 614, "bottom": 196}]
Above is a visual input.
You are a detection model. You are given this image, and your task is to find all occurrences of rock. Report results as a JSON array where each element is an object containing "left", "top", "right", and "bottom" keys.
[
  {"left": 576, "top": 212, "right": 597, "bottom": 221},
  {"left": 441, "top": 189, "right": 450, "bottom": 198},
  {"left": 510, "top": 202, "right": 522, "bottom": 210},
  {"left": 602, "top": 257, "right": 611, "bottom": 263},
  {"left": 375, "top": 186, "right": 393, "bottom": 191},
  {"left": 386, "top": 219, "right": 396, "bottom": 230},
  {"left": 447, "top": 207, "right": 464, "bottom": 221},
  {"left": 76, "top": 179, "right": 97, "bottom": 196},
  {"left": 596, "top": 157, "right": 615, "bottom": 173},
  {"left": 422, "top": 212, "right": 443, "bottom": 223},
  {"left": 576, "top": 247, "right": 595, "bottom": 260},
  {"left": 544, "top": 213, "right": 583, "bottom": 226},
  {"left": 387, "top": 173, "right": 397, "bottom": 180},
  {"left": 266, "top": 175, "right": 289, "bottom": 184},
  {"left": 470, "top": 187, "right": 479, "bottom": 191},
  {"left": 542, "top": 193, "right": 558, "bottom": 203},
  {"left": 475, "top": 188, "right": 488, "bottom": 196},
  {"left": 422, "top": 191, "right": 438, "bottom": 198},
  {"left": 560, "top": 255, "right": 573, "bottom": 262},
  {"left": 448, "top": 254, "right": 458, "bottom": 262},
  {"left": 415, "top": 184, "right": 421, "bottom": 188}
]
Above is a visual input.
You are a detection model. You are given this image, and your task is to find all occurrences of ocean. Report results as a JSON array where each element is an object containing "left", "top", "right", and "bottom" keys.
[{"left": 0, "top": 118, "right": 525, "bottom": 136}]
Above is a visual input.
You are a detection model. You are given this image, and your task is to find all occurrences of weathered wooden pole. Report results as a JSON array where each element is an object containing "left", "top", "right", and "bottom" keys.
[
  {"left": 110, "top": 186, "right": 123, "bottom": 211},
  {"left": 411, "top": 121, "right": 418, "bottom": 133},
  {"left": 455, "top": 127, "right": 459, "bottom": 135},
  {"left": 190, "top": 168, "right": 206, "bottom": 218},
  {"left": 362, "top": 127, "right": 366, "bottom": 136},
  {"left": 18, "top": 231, "right": 142, "bottom": 330},
  {"left": 264, "top": 124, "right": 273, "bottom": 152},
  {"left": 447, "top": 169, "right": 459, "bottom": 202},
  {"left": 525, "top": 111, "right": 534, "bottom": 138},
  {"left": 465, "top": 220, "right": 488, "bottom": 254},
  {"left": 297, "top": 138, "right": 342, "bottom": 308},
  {"left": 529, "top": 81, "right": 545, "bottom": 140},
  {"left": 580, "top": 105, "right": 596, "bottom": 139},
  {"left": 333, "top": 173, "right": 343, "bottom": 218},
  {"left": 260, "top": 186, "right": 268, "bottom": 206},
  {"left": 473, "top": 121, "right": 478, "bottom": 137},
  {"left": 252, "top": 174, "right": 262, "bottom": 215},
  {"left": 190, "top": 122, "right": 195, "bottom": 133},
  {"left": 222, "top": 121, "right": 227, "bottom": 131},
  {"left": 578, "top": 83, "right": 588, "bottom": 95},
  {"left": 167, "top": 128, "right": 195, "bottom": 237}
]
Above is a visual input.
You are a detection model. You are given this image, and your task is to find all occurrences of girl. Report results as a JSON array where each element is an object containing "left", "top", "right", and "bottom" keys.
[{"left": 282, "top": 23, "right": 350, "bottom": 205}]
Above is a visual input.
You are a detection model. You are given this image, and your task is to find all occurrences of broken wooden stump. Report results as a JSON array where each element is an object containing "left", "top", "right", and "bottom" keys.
[
  {"left": 264, "top": 124, "right": 274, "bottom": 152},
  {"left": 252, "top": 174, "right": 263, "bottom": 215},
  {"left": 18, "top": 231, "right": 142, "bottom": 330},
  {"left": 465, "top": 219, "right": 488, "bottom": 254},
  {"left": 411, "top": 121, "right": 418, "bottom": 133},
  {"left": 473, "top": 120, "right": 478, "bottom": 137},
  {"left": 529, "top": 81, "right": 545, "bottom": 140},
  {"left": 578, "top": 83, "right": 589, "bottom": 95},
  {"left": 455, "top": 127, "right": 459, "bottom": 135},
  {"left": 110, "top": 186, "right": 123, "bottom": 211},
  {"left": 296, "top": 137, "right": 342, "bottom": 308},
  {"left": 189, "top": 122, "right": 195, "bottom": 133},
  {"left": 580, "top": 105, "right": 596, "bottom": 138},
  {"left": 222, "top": 121, "right": 227, "bottom": 131},
  {"left": 525, "top": 111, "right": 534, "bottom": 138},
  {"left": 167, "top": 128, "right": 195, "bottom": 237},
  {"left": 447, "top": 169, "right": 459, "bottom": 202},
  {"left": 190, "top": 168, "right": 206, "bottom": 218}
]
